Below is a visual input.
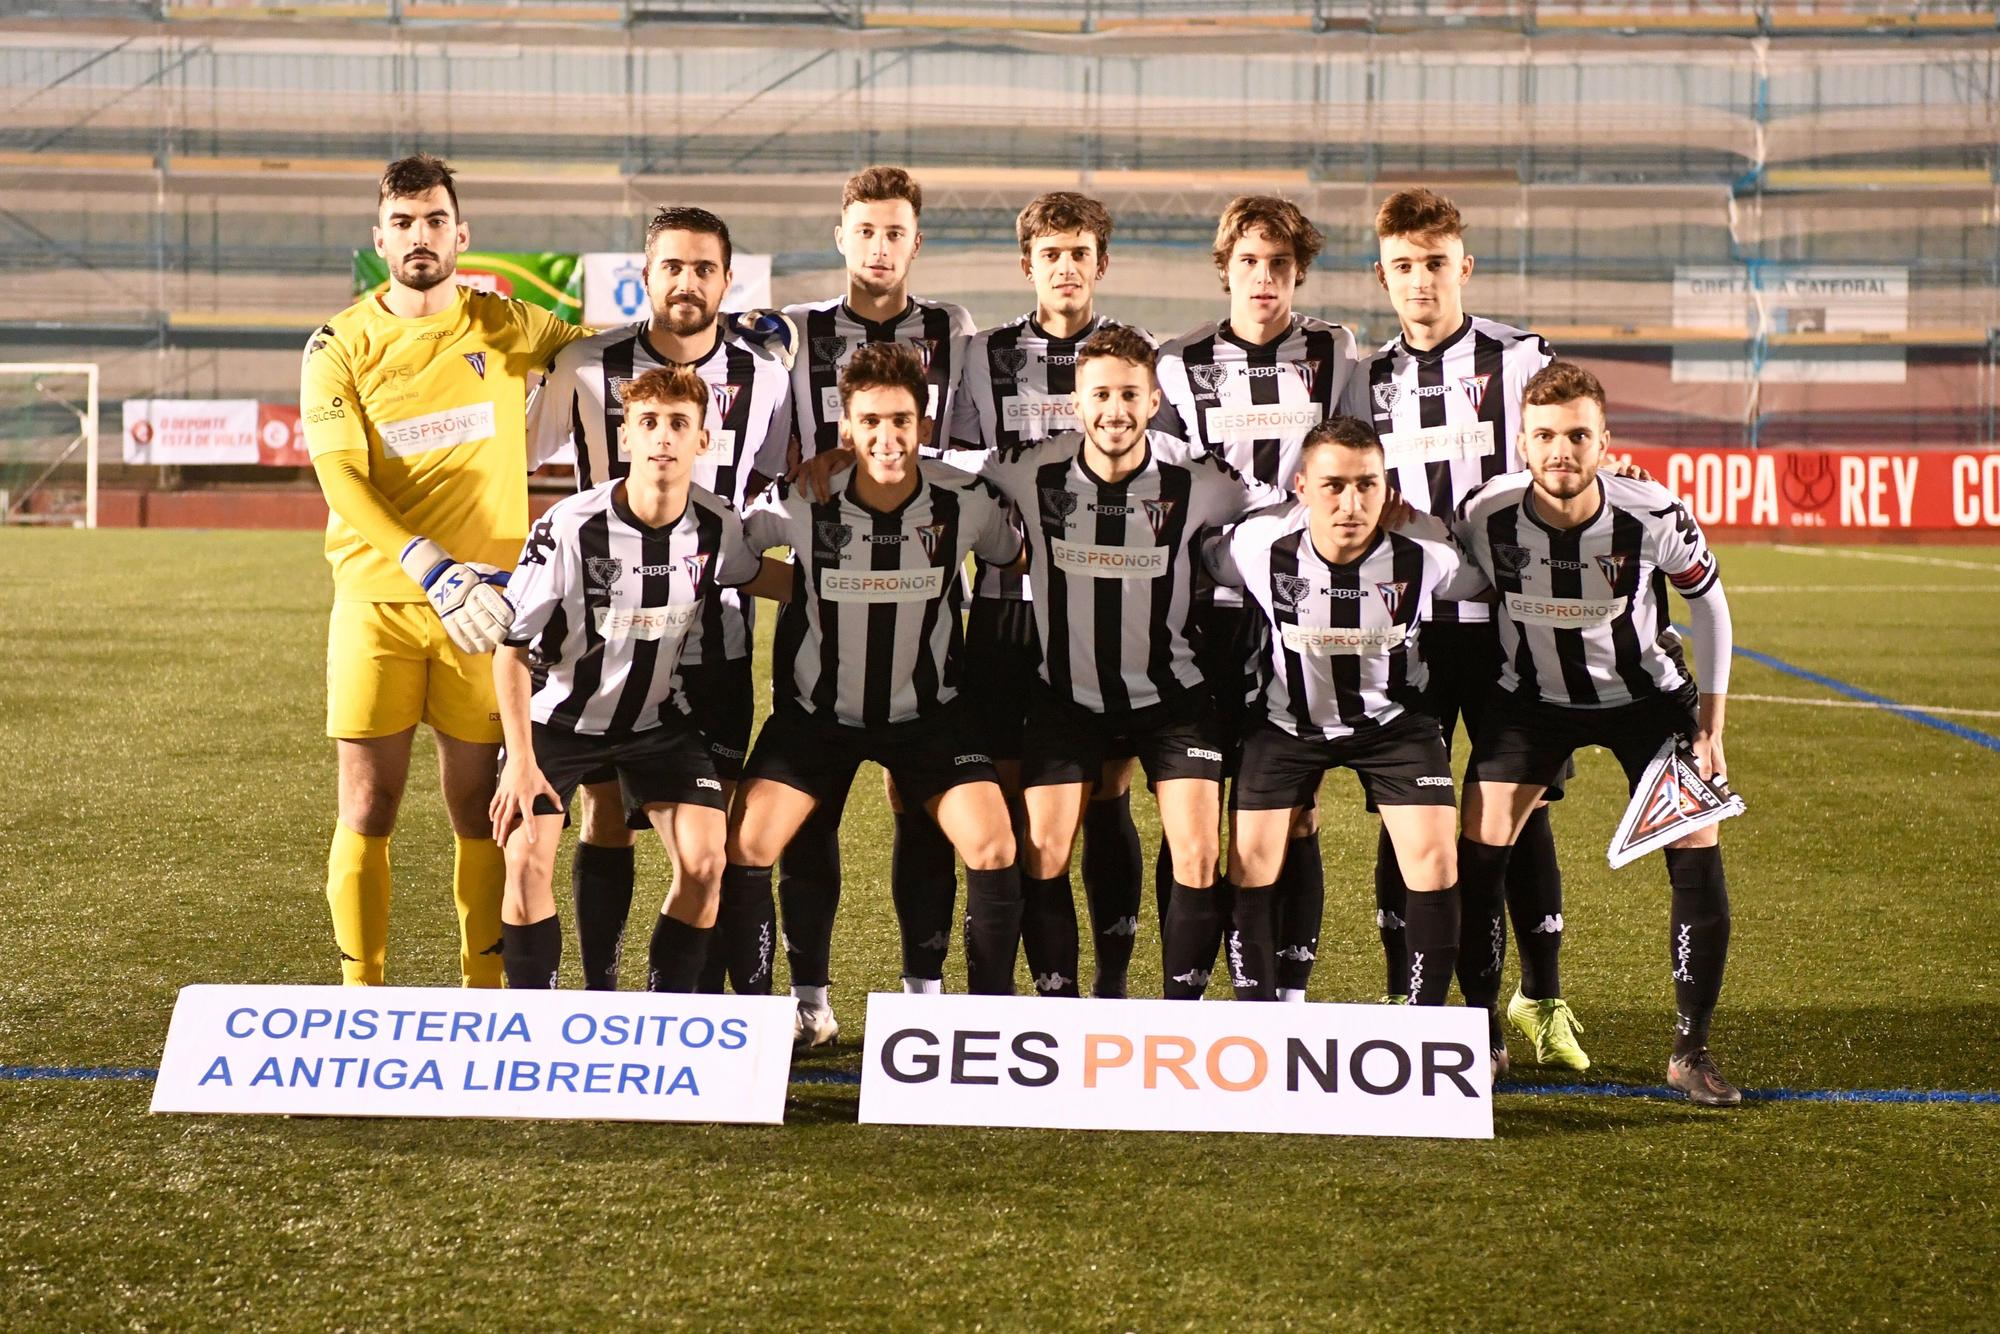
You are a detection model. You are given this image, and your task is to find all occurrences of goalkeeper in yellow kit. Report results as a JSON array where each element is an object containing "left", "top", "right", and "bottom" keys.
[{"left": 300, "top": 155, "right": 590, "bottom": 986}]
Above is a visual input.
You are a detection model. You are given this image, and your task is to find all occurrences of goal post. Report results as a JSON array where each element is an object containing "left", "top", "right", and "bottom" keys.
[{"left": 0, "top": 362, "right": 100, "bottom": 528}]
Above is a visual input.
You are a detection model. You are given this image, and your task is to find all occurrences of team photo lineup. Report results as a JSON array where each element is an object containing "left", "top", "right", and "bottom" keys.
[{"left": 302, "top": 153, "right": 1744, "bottom": 1106}]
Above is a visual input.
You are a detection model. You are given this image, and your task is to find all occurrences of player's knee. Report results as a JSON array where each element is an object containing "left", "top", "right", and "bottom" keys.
[
  {"left": 677, "top": 845, "right": 727, "bottom": 893},
  {"left": 1402, "top": 844, "right": 1454, "bottom": 893},
  {"left": 338, "top": 790, "right": 401, "bottom": 839},
  {"left": 1023, "top": 830, "right": 1072, "bottom": 880},
  {"left": 957, "top": 826, "right": 1017, "bottom": 871},
  {"left": 578, "top": 786, "right": 635, "bottom": 847},
  {"left": 1170, "top": 834, "right": 1219, "bottom": 888}
]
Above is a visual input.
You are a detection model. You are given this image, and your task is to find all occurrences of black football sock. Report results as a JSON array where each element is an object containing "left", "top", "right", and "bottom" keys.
[
  {"left": 719, "top": 863, "right": 776, "bottom": 995},
  {"left": 1506, "top": 807, "right": 1565, "bottom": 1000},
  {"left": 694, "top": 929, "right": 728, "bottom": 994},
  {"left": 1080, "top": 792, "right": 1142, "bottom": 997},
  {"left": 1162, "top": 879, "right": 1226, "bottom": 999},
  {"left": 1402, "top": 888, "right": 1461, "bottom": 1007},
  {"left": 501, "top": 915, "right": 561, "bottom": 991},
  {"left": 777, "top": 800, "right": 843, "bottom": 991},
  {"left": 1021, "top": 873, "right": 1081, "bottom": 997},
  {"left": 963, "top": 863, "right": 1024, "bottom": 995},
  {"left": 1455, "top": 837, "right": 1513, "bottom": 1013},
  {"left": 571, "top": 842, "right": 635, "bottom": 992},
  {"left": 645, "top": 913, "right": 711, "bottom": 994},
  {"left": 1154, "top": 839, "right": 1175, "bottom": 974},
  {"left": 1274, "top": 832, "right": 1324, "bottom": 994},
  {"left": 1665, "top": 845, "right": 1731, "bottom": 1058},
  {"left": 1226, "top": 880, "right": 1279, "bottom": 1001},
  {"left": 890, "top": 814, "right": 957, "bottom": 984},
  {"left": 1374, "top": 823, "right": 1411, "bottom": 997}
]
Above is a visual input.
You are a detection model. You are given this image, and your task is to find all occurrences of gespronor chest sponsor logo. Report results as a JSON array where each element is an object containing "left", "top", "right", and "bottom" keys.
[
  {"left": 1379, "top": 423, "right": 1494, "bottom": 468},
  {"left": 1281, "top": 624, "right": 1408, "bottom": 655},
  {"left": 379, "top": 401, "right": 497, "bottom": 458},
  {"left": 1503, "top": 592, "right": 1627, "bottom": 627},
  {"left": 1002, "top": 394, "right": 1078, "bottom": 432},
  {"left": 1204, "top": 403, "right": 1322, "bottom": 439},
  {"left": 819, "top": 566, "right": 947, "bottom": 603},
  {"left": 594, "top": 603, "right": 699, "bottom": 640},
  {"left": 1050, "top": 540, "right": 1168, "bottom": 578}
]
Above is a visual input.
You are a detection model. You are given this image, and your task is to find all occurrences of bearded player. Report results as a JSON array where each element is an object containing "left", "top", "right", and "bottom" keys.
[{"left": 301, "top": 154, "right": 589, "bottom": 986}]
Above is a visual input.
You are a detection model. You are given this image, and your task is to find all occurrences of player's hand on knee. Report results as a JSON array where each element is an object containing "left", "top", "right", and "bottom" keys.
[
  {"left": 400, "top": 537, "right": 514, "bottom": 655},
  {"left": 490, "top": 761, "right": 558, "bottom": 846}
]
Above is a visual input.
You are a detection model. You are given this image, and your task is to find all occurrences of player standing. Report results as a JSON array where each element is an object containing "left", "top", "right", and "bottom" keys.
[
  {"left": 301, "top": 154, "right": 589, "bottom": 987},
  {"left": 777, "top": 166, "right": 977, "bottom": 1042},
  {"left": 526, "top": 206, "right": 793, "bottom": 993},
  {"left": 945, "top": 191, "right": 1149, "bottom": 999},
  {"left": 727, "top": 344, "right": 1029, "bottom": 996},
  {"left": 1453, "top": 362, "right": 1741, "bottom": 1104},
  {"left": 490, "top": 368, "right": 782, "bottom": 990},
  {"left": 1364, "top": 188, "right": 1582, "bottom": 1072},
  {"left": 1155, "top": 196, "right": 1370, "bottom": 999}
]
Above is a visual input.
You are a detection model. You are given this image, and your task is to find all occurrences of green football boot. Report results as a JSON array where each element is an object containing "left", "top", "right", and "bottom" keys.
[{"left": 1505, "top": 988, "right": 1591, "bottom": 1071}]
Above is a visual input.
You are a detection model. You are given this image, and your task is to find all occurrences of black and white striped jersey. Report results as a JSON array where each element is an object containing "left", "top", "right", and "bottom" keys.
[
  {"left": 504, "top": 482, "right": 760, "bottom": 735},
  {"left": 1454, "top": 473, "right": 1721, "bottom": 708},
  {"left": 1207, "top": 508, "right": 1485, "bottom": 741},
  {"left": 742, "top": 460, "right": 1022, "bottom": 728},
  {"left": 947, "top": 312, "right": 1130, "bottom": 602},
  {"left": 1365, "top": 315, "right": 1554, "bottom": 623},
  {"left": 525, "top": 321, "right": 792, "bottom": 664},
  {"left": 1154, "top": 313, "right": 1372, "bottom": 489},
  {"left": 783, "top": 295, "right": 976, "bottom": 460},
  {"left": 973, "top": 431, "right": 1276, "bottom": 715}
]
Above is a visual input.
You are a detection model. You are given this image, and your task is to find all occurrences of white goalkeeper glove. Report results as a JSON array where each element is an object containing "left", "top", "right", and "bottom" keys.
[{"left": 399, "top": 536, "right": 514, "bottom": 655}]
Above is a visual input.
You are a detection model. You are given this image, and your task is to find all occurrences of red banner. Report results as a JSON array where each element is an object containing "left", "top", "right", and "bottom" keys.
[
  {"left": 256, "top": 403, "right": 307, "bottom": 467},
  {"left": 1624, "top": 447, "right": 2000, "bottom": 532}
]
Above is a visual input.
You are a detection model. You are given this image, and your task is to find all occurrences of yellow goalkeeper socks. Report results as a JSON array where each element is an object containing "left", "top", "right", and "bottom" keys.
[
  {"left": 327, "top": 825, "right": 390, "bottom": 986},
  {"left": 455, "top": 835, "right": 506, "bottom": 989}
]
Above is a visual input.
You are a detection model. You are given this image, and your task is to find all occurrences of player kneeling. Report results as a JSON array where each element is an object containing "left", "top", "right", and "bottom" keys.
[
  {"left": 488, "top": 367, "right": 783, "bottom": 991},
  {"left": 1206, "top": 417, "right": 1485, "bottom": 1003},
  {"left": 728, "top": 343, "right": 1031, "bottom": 999}
]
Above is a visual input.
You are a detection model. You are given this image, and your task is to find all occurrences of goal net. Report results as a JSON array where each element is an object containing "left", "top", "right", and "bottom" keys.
[{"left": 0, "top": 363, "right": 99, "bottom": 528}]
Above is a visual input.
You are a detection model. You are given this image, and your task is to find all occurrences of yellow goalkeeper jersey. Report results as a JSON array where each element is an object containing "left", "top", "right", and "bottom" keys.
[{"left": 301, "top": 286, "right": 590, "bottom": 601}]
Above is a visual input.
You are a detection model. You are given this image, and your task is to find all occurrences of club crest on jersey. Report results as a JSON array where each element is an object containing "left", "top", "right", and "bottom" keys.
[
  {"left": 682, "top": 552, "right": 711, "bottom": 591},
  {"left": 1492, "top": 542, "right": 1532, "bottom": 576},
  {"left": 1595, "top": 553, "right": 1628, "bottom": 589},
  {"left": 462, "top": 352, "right": 487, "bottom": 379},
  {"left": 585, "top": 556, "right": 624, "bottom": 590},
  {"left": 1039, "top": 487, "right": 1079, "bottom": 523},
  {"left": 915, "top": 521, "right": 949, "bottom": 561},
  {"left": 1189, "top": 364, "right": 1228, "bottom": 397},
  {"left": 1375, "top": 579, "right": 1409, "bottom": 619},
  {"left": 913, "top": 339, "right": 939, "bottom": 373},
  {"left": 1458, "top": 373, "right": 1490, "bottom": 412},
  {"left": 1296, "top": 363, "right": 1318, "bottom": 398},
  {"left": 991, "top": 347, "right": 1029, "bottom": 380},
  {"left": 1371, "top": 381, "right": 1402, "bottom": 415},
  {"left": 1140, "top": 498, "right": 1177, "bottom": 539},
  {"left": 1271, "top": 573, "right": 1311, "bottom": 612},
  {"left": 606, "top": 376, "right": 631, "bottom": 409},
  {"left": 814, "top": 520, "right": 853, "bottom": 554},
  {"left": 711, "top": 383, "right": 741, "bottom": 419},
  {"left": 811, "top": 336, "right": 848, "bottom": 365}
]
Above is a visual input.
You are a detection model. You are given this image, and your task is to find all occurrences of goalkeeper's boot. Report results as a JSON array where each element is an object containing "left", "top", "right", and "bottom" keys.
[
  {"left": 1377, "top": 993, "right": 1409, "bottom": 1006},
  {"left": 1506, "top": 989, "right": 1590, "bottom": 1071},
  {"left": 793, "top": 998, "right": 840, "bottom": 1051},
  {"left": 1667, "top": 1048, "right": 1742, "bottom": 1107}
]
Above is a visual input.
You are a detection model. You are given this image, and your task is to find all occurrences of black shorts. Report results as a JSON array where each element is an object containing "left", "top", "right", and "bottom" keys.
[
  {"left": 519, "top": 719, "right": 726, "bottom": 822},
  {"left": 962, "top": 594, "right": 1041, "bottom": 762},
  {"left": 679, "top": 655, "right": 755, "bottom": 782},
  {"left": 1232, "top": 710, "right": 1457, "bottom": 812},
  {"left": 1193, "top": 601, "right": 1266, "bottom": 774},
  {"left": 742, "top": 703, "right": 999, "bottom": 813},
  {"left": 1020, "top": 683, "right": 1225, "bottom": 790},
  {"left": 1465, "top": 685, "right": 1700, "bottom": 795}
]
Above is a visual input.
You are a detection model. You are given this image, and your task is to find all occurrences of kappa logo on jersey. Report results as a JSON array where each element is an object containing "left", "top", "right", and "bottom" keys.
[
  {"left": 1271, "top": 572, "right": 1311, "bottom": 613},
  {"left": 462, "top": 352, "right": 487, "bottom": 379},
  {"left": 1372, "top": 381, "right": 1401, "bottom": 414},
  {"left": 1458, "top": 373, "right": 1490, "bottom": 412},
  {"left": 1492, "top": 542, "right": 1532, "bottom": 576},
  {"left": 1140, "top": 498, "right": 1177, "bottom": 540},
  {"left": 811, "top": 336, "right": 848, "bottom": 364},
  {"left": 711, "top": 383, "right": 741, "bottom": 418},
  {"left": 683, "top": 551, "right": 711, "bottom": 591},
  {"left": 1040, "top": 487, "right": 1079, "bottom": 522},
  {"left": 915, "top": 521, "right": 949, "bottom": 561},
  {"left": 1189, "top": 364, "right": 1228, "bottom": 396},
  {"left": 814, "top": 520, "right": 854, "bottom": 554},
  {"left": 991, "top": 347, "right": 1029, "bottom": 380},
  {"left": 1375, "top": 579, "right": 1409, "bottom": 619},
  {"left": 1596, "top": 553, "right": 1629, "bottom": 588},
  {"left": 585, "top": 556, "right": 624, "bottom": 590}
]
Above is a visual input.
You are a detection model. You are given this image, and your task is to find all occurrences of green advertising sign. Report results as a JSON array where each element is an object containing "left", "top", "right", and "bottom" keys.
[{"left": 352, "top": 251, "right": 583, "bottom": 321}]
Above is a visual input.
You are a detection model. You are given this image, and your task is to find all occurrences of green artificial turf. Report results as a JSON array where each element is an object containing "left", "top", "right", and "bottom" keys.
[{"left": 1, "top": 531, "right": 1995, "bottom": 1329}]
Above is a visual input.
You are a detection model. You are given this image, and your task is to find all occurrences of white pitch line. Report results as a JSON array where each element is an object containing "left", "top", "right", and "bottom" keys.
[
  {"left": 1773, "top": 544, "right": 2000, "bottom": 574},
  {"left": 1729, "top": 584, "right": 1997, "bottom": 594},
  {"left": 1734, "top": 692, "right": 2000, "bottom": 720}
]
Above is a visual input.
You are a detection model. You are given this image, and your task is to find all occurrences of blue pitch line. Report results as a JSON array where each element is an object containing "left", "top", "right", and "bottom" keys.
[
  {"left": 1726, "top": 640, "right": 2000, "bottom": 755},
  {"left": 10, "top": 1065, "right": 1995, "bottom": 1104}
]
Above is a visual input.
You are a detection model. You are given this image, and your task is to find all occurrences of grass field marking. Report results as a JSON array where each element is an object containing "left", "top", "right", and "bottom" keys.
[
  {"left": 1734, "top": 692, "right": 2000, "bottom": 720},
  {"left": 1730, "top": 584, "right": 2000, "bottom": 594},
  {"left": 1732, "top": 643, "right": 2000, "bottom": 754},
  {"left": 1772, "top": 544, "right": 2000, "bottom": 574}
]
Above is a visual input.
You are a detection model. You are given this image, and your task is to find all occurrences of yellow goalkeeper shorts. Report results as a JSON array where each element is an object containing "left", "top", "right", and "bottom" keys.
[{"left": 326, "top": 599, "right": 502, "bottom": 744}]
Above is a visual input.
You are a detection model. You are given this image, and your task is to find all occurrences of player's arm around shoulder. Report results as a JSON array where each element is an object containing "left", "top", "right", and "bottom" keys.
[{"left": 505, "top": 293, "right": 594, "bottom": 372}]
